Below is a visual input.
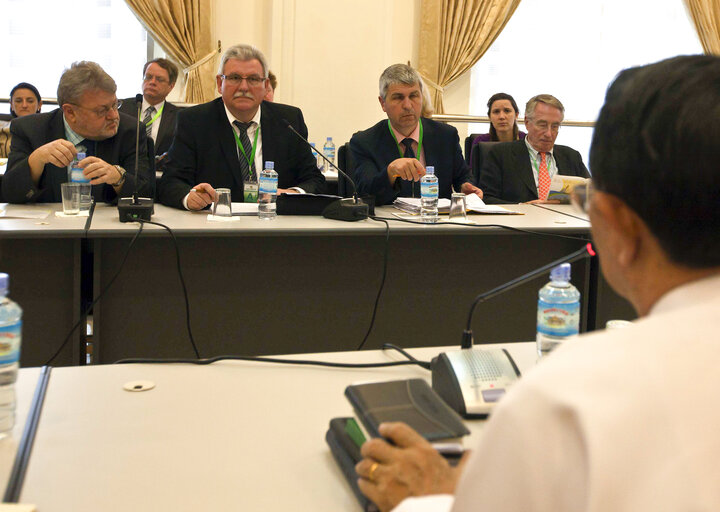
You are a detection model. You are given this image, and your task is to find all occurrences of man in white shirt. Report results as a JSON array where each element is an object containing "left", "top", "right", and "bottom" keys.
[
  {"left": 355, "top": 54, "right": 720, "bottom": 512},
  {"left": 119, "top": 58, "right": 181, "bottom": 170}
]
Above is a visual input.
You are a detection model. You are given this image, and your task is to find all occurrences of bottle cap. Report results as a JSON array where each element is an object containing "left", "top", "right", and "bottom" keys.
[
  {"left": 0, "top": 273, "right": 8, "bottom": 294},
  {"left": 76, "top": 152, "right": 86, "bottom": 160},
  {"left": 326, "top": 137, "right": 332, "bottom": 141},
  {"left": 426, "top": 166, "right": 435, "bottom": 175},
  {"left": 550, "top": 263, "right": 571, "bottom": 282},
  {"left": 310, "top": 143, "right": 315, "bottom": 147},
  {"left": 265, "top": 161, "right": 275, "bottom": 169}
]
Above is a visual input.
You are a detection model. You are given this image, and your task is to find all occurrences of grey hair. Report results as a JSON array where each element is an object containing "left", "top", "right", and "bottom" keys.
[
  {"left": 218, "top": 44, "right": 268, "bottom": 77},
  {"left": 379, "top": 64, "right": 422, "bottom": 101},
  {"left": 525, "top": 94, "right": 565, "bottom": 122},
  {"left": 57, "top": 61, "right": 116, "bottom": 106}
]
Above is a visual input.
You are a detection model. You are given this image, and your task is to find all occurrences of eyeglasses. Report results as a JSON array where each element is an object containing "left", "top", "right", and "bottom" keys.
[
  {"left": 70, "top": 100, "right": 123, "bottom": 118},
  {"left": 220, "top": 74, "right": 266, "bottom": 87},
  {"left": 570, "top": 180, "right": 592, "bottom": 214},
  {"left": 143, "top": 74, "right": 169, "bottom": 84}
]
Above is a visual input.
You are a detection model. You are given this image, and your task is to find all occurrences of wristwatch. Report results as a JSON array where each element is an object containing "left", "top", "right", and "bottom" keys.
[{"left": 112, "top": 165, "right": 127, "bottom": 187}]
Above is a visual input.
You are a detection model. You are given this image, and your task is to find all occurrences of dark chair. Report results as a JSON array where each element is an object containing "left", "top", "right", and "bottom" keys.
[
  {"left": 337, "top": 142, "right": 355, "bottom": 198},
  {"left": 464, "top": 133, "right": 482, "bottom": 165},
  {"left": 472, "top": 141, "right": 500, "bottom": 186},
  {"left": 145, "top": 137, "right": 157, "bottom": 199}
]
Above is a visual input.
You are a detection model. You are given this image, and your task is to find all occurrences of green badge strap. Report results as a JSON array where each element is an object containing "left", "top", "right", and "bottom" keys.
[
  {"left": 143, "top": 103, "right": 165, "bottom": 127},
  {"left": 387, "top": 118, "right": 423, "bottom": 160},
  {"left": 232, "top": 124, "right": 260, "bottom": 180}
]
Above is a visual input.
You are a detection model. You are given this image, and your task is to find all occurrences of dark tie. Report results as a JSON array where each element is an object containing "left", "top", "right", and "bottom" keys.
[
  {"left": 400, "top": 137, "right": 417, "bottom": 197},
  {"left": 80, "top": 139, "right": 96, "bottom": 157},
  {"left": 143, "top": 106, "right": 155, "bottom": 140},
  {"left": 233, "top": 121, "right": 256, "bottom": 183}
]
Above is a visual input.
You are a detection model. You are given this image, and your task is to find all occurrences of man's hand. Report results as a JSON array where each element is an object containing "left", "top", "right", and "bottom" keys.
[
  {"left": 387, "top": 158, "right": 426, "bottom": 185},
  {"left": 277, "top": 188, "right": 299, "bottom": 195},
  {"left": 81, "top": 157, "right": 123, "bottom": 186},
  {"left": 525, "top": 198, "right": 562, "bottom": 205},
  {"left": 187, "top": 183, "right": 217, "bottom": 210},
  {"left": 460, "top": 182, "right": 483, "bottom": 199},
  {"left": 27, "top": 139, "right": 77, "bottom": 183},
  {"left": 355, "top": 422, "right": 467, "bottom": 512}
]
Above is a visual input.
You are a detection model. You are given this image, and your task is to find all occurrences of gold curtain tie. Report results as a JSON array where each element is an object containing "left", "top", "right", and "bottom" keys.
[
  {"left": 183, "top": 50, "right": 218, "bottom": 74},
  {"left": 418, "top": 72, "right": 444, "bottom": 93}
]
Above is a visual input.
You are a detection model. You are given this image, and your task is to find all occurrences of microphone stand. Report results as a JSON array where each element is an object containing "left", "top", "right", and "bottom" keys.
[{"left": 118, "top": 93, "right": 154, "bottom": 222}]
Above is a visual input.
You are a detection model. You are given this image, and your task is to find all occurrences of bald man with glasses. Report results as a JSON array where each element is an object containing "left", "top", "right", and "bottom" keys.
[{"left": 3, "top": 61, "right": 152, "bottom": 204}]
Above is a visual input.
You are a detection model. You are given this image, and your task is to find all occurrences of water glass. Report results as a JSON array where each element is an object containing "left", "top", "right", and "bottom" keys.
[
  {"left": 448, "top": 193, "right": 467, "bottom": 222},
  {"left": 61, "top": 183, "right": 80, "bottom": 215},
  {"left": 213, "top": 188, "right": 232, "bottom": 217},
  {"left": 78, "top": 182, "right": 92, "bottom": 212}
]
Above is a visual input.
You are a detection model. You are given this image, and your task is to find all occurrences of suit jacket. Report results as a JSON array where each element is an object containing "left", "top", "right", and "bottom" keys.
[
  {"left": 349, "top": 118, "right": 473, "bottom": 206},
  {"left": 119, "top": 98, "right": 181, "bottom": 157},
  {"left": 478, "top": 140, "right": 590, "bottom": 204},
  {"left": 3, "top": 109, "right": 152, "bottom": 204},
  {"left": 157, "top": 98, "right": 325, "bottom": 209}
]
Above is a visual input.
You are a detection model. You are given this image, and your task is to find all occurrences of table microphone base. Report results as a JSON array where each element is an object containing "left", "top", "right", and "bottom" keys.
[
  {"left": 322, "top": 198, "right": 369, "bottom": 222},
  {"left": 118, "top": 197, "right": 154, "bottom": 223}
]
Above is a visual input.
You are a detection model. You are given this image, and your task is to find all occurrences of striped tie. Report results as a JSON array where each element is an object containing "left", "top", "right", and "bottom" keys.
[{"left": 142, "top": 106, "right": 155, "bottom": 140}]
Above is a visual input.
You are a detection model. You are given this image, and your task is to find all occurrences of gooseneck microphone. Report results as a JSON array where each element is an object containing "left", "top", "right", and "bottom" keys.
[
  {"left": 118, "top": 93, "right": 154, "bottom": 222},
  {"left": 283, "top": 120, "right": 369, "bottom": 221},
  {"left": 460, "top": 242, "right": 596, "bottom": 348}
]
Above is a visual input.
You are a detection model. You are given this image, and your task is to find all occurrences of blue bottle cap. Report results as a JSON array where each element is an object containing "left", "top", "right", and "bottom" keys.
[
  {"left": 0, "top": 273, "right": 8, "bottom": 294},
  {"left": 326, "top": 136, "right": 332, "bottom": 141},
  {"left": 550, "top": 263, "right": 571, "bottom": 282},
  {"left": 265, "top": 161, "right": 275, "bottom": 169},
  {"left": 426, "top": 166, "right": 435, "bottom": 175},
  {"left": 76, "top": 152, "right": 86, "bottom": 161}
]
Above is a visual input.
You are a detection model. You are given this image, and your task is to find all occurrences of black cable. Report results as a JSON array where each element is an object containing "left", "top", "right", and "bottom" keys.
[
  {"left": 113, "top": 354, "right": 427, "bottom": 369},
  {"left": 135, "top": 219, "right": 199, "bottom": 358},
  {"left": 382, "top": 343, "right": 432, "bottom": 370},
  {"left": 45, "top": 222, "right": 145, "bottom": 366},
  {"left": 369, "top": 215, "right": 589, "bottom": 242},
  {"left": 356, "top": 217, "right": 390, "bottom": 351}
]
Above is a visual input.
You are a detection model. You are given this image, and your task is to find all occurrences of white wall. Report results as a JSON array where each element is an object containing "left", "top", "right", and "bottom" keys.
[{"left": 213, "top": 0, "right": 472, "bottom": 148}]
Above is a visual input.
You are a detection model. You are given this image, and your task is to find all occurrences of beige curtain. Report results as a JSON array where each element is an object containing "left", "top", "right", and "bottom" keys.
[
  {"left": 418, "top": 0, "right": 522, "bottom": 113},
  {"left": 684, "top": 0, "right": 720, "bottom": 54},
  {"left": 125, "top": 0, "right": 218, "bottom": 103}
]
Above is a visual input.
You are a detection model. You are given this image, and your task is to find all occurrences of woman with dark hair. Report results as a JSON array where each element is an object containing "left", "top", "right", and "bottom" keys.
[
  {"left": 1, "top": 82, "right": 42, "bottom": 157},
  {"left": 473, "top": 92, "right": 525, "bottom": 144},
  {"left": 9, "top": 82, "right": 42, "bottom": 118}
]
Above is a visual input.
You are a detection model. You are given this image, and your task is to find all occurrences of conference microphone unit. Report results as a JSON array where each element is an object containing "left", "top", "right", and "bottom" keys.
[
  {"left": 283, "top": 120, "right": 369, "bottom": 222},
  {"left": 119, "top": 93, "right": 154, "bottom": 222},
  {"left": 431, "top": 243, "right": 596, "bottom": 417}
]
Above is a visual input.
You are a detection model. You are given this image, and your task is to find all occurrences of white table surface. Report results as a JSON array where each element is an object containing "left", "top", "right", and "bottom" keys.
[{"left": 6, "top": 343, "right": 536, "bottom": 511}]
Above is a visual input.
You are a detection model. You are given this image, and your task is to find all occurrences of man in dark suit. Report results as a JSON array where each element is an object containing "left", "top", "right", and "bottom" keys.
[
  {"left": 478, "top": 94, "right": 590, "bottom": 204},
  {"left": 350, "top": 64, "right": 482, "bottom": 206},
  {"left": 119, "top": 58, "right": 181, "bottom": 170},
  {"left": 3, "top": 61, "right": 151, "bottom": 204},
  {"left": 158, "top": 44, "right": 324, "bottom": 210}
]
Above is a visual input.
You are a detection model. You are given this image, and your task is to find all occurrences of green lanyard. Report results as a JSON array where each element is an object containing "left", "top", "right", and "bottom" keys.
[
  {"left": 530, "top": 149, "right": 552, "bottom": 175},
  {"left": 143, "top": 103, "right": 164, "bottom": 126},
  {"left": 387, "top": 118, "right": 423, "bottom": 160},
  {"left": 232, "top": 124, "right": 260, "bottom": 180}
]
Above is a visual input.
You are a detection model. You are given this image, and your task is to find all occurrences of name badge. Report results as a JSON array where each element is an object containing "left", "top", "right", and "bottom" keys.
[{"left": 244, "top": 181, "right": 259, "bottom": 203}]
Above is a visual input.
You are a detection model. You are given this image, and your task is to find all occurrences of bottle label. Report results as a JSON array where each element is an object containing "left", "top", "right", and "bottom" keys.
[
  {"left": 421, "top": 181, "right": 438, "bottom": 199},
  {"left": 0, "top": 321, "right": 22, "bottom": 365},
  {"left": 324, "top": 148, "right": 335, "bottom": 160},
  {"left": 71, "top": 166, "right": 90, "bottom": 183},
  {"left": 259, "top": 175, "right": 278, "bottom": 195},
  {"left": 537, "top": 300, "right": 579, "bottom": 337}
]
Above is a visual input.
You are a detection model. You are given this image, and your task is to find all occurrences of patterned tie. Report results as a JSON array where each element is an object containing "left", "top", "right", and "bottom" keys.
[
  {"left": 142, "top": 106, "right": 155, "bottom": 140},
  {"left": 538, "top": 152, "right": 550, "bottom": 201},
  {"left": 401, "top": 138, "right": 417, "bottom": 197},
  {"left": 233, "top": 120, "right": 255, "bottom": 183}
]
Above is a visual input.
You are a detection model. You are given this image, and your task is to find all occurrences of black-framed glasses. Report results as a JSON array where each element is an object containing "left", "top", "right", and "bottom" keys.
[
  {"left": 70, "top": 100, "right": 123, "bottom": 118},
  {"left": 570, "top": 180, "right": 593, "bottom": 214},
  {"left": 220, "top": 74, "right": 266, "bottom": 87}
]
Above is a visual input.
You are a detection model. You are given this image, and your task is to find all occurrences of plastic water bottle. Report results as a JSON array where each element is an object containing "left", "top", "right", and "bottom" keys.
[
  {"left": 420, "top": 166, "right": 439, "bottom": 223},
  {"left": 69, "top": 152, "right": 89, "bottom": 183},
  {"left": 311, "top": 143, "right": 323, "bottom": 172},
  {"left": 0, "top": 273, "right": 23, "bottom": 436},
  {"left": 322, "top": 137, "right": 335, "bottom": 173},
  {"left": 258, "top": 161, "right": 278, "bottom": 220},
  {"left": 536, "top": 263, "right": 580, "bottom": 358}
]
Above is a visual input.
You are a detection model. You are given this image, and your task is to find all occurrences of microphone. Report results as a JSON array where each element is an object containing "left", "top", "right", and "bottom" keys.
[
  {"left": 118, "top": 93, "right": 154, "bottom": 222},
  {"left": 431, "top": 243, "right": 597, "bottom": 417},
  {"left": 283, "top": 120, "right": 369, "bottom": 221}
]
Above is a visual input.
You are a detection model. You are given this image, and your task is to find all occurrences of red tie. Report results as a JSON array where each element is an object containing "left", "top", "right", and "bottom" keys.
[{"left": 538, "top": 152, "right": 550, "bottom": 201}]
